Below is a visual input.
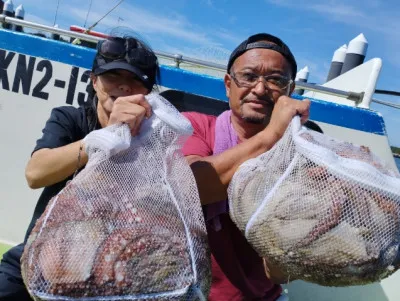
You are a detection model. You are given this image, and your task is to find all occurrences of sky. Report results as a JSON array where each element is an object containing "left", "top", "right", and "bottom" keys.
[{"left": 7, "top": 0, "right": 400, "bottom": 146}]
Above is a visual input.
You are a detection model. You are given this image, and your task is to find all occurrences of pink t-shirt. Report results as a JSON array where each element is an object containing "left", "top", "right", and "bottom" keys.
[{"left": 182, "top": 112, "right": 282, "bottom": 301}]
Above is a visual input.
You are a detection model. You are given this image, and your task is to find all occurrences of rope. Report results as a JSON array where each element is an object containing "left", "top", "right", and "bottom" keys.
[
  {"left": 53, "top": 0, "right": 61, "bottom": 26},
  {"left": 371, "top": 98, "right": 400, "bottom": 110},
  {"left": 86, "top": 0, "right": 124, "bottom": 33},
  {"left": 72, "top": 0, "right": 124, "bottom": 44},
  {"left": 83, "top": 0, "right": 93, "bottom": 28},
  {"left": 375, "top": 89, "right": 400, "bottom": 97}
]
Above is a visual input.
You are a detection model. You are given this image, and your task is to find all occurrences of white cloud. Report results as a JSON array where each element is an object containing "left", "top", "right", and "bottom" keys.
[
  {"left": 19, "top": 0, "right": 240, "bottom": 63},
  {"left": 265, "top": 0, "right": 398, "bottom": 34},
  {"left": 213, "top": 29, "right": 242, "bottom": 46},
  {"left": 25, "top": 13, "right": 53, "bottom": 27},
  {"left": 295, "top": 56, "right": 329, "bottom": 84},
  {"left": 266, "top": 0, "right": 291, "bottom": 5},
  {"left": 19, "top": 0, "right": 221, "bottom": 47},
  {"left": 308, "top": 3, "right": 366, "bottom": 18},
  {"left": 202, "top": 0, "right": 214, "bottom": 7},
  {"left": 65, "top": 3, "right": 217, "bottom": 46},
  {"left": 156, "top": 43, "right": 229, "bottom": 65},
  {"left": 266, "top": 0, "right": 367, "bottom": 22},
  {"left": 228, "top": 16, "right": 238, "bottom": 25},
  {"left": 265, "top": 0, "right": 400, "bottom": 68},
  {"left": 19, "top": 0, "right": 242, "bottom": 53}
]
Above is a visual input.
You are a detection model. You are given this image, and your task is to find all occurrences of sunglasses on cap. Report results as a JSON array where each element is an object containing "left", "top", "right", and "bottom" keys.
[{"left": 96, "top": 37, "right": 157, "bottom": 68}]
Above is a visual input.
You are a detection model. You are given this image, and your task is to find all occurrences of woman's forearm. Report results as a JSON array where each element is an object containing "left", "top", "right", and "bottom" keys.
[{"left": 25, "top": 140, "right": 88, "bottom": 189}]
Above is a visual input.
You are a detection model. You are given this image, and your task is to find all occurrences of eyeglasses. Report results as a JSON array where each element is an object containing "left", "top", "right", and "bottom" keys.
[{"left": 230, "top": 71, "right": 293, "bottom": 91}]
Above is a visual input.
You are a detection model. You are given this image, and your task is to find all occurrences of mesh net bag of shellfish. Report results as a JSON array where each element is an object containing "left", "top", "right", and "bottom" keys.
[
  {"left": 21, "top": 93, "right": 211, "bottom": 300},
  {"left": 228, "top": 116, "right": 400, "bottom": 286}
]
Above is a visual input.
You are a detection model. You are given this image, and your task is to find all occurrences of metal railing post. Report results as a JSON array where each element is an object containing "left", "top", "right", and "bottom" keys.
[{"left": 174, "top": 54, "right": 182, "bottom": 68}]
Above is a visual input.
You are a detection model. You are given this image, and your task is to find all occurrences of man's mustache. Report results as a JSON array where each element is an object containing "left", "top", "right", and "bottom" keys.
[{"left": 240, "top": 96, "right": 274, "bottom": 105}]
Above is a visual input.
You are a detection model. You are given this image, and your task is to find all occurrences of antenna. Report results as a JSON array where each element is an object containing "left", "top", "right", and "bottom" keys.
[{"left": 72, "top": 0, "right": 124, "bottom": 44}]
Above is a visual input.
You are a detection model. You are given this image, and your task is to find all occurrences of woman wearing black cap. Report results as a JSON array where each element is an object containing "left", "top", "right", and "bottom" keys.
[{"left": 0, "top": 35, "right": 159, "bottom": 301}]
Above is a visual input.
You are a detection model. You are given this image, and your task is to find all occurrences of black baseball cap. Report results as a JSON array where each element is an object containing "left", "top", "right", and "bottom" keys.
[
  {"left": 227, "top": 33, "right": 297, "bottom": 79},
  {"left": 92, "top": 37, "right": 158, "bottom": 90}
]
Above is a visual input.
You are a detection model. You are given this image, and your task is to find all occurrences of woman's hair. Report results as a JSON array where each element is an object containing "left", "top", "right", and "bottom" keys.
[{"left": 85, "top": 84, "right": 99, "bottom": 132}]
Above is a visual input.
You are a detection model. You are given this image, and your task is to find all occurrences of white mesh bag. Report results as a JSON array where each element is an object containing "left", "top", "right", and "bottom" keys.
[
  {"left": 21, "top": 93, "right": 211, "bottom": 300},
  {"left": 228, "top": 116, "right": 400, "bottom": 286}
]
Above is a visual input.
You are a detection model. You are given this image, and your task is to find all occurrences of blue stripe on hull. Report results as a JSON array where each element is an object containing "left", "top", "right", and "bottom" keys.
[
  {"left": 159, "top": 65, "right": 226, "bottom": 101},
  {"left": 0, "top": 29, "right": 95, "bottom": 69},
  {"left": 291, "top": 94, "right": 386, "bottom": 136},
  {"left": 0, "top": 29, "right": 387, "bottom": 136}
]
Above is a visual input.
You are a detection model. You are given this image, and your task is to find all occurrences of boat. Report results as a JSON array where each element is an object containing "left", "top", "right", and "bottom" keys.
[{"left": 0, "top": 11, "right": 399, "bottom": 301}]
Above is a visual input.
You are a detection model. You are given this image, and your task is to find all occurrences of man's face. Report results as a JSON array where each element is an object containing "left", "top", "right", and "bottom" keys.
[
  {"left": 225, "top": 48, "right": 293, "bottom": 125},
  {"left": 91, "top": 69, "right": 149, "bottom": 114}
]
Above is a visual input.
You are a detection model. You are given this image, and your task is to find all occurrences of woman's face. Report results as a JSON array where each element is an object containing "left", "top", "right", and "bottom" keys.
[{"left": 91, "top": 69, "right": 150, "bottom": 114}]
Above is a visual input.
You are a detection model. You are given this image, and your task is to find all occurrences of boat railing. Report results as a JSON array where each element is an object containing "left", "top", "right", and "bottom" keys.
[
  {"left": 0, "top": 14, "right": 103, "bottom": 43},
  {"left": 1, "top": 14, "right": 399, "bottom": 110}
]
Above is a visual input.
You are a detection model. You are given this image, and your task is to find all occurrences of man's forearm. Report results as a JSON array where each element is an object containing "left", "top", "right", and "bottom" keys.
[
  {"left": 188, "top": 128, "right": 280, "bottom": 205},
  {"left": 25, "top": 140, "right": 88, "bottom": 189}
]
